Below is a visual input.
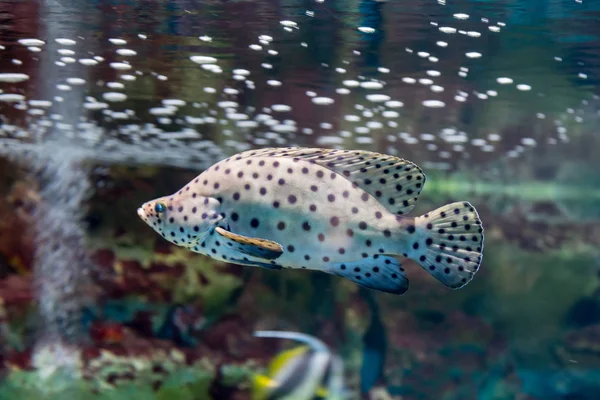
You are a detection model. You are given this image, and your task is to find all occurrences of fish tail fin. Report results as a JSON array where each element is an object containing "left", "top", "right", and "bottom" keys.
[{"left": 407, "top": 201, "right": 484, "bottom": 289}]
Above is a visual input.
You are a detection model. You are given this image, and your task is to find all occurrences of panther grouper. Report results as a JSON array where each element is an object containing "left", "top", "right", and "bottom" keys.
[{"left": 137, "top": 147, "right": 484, "bottom": 295}]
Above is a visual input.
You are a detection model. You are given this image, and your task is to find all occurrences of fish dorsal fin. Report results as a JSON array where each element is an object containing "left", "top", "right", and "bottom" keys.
[
  {"left": 215, "top": 227, "right": 283, "bottom": 260},
  {"left": 233, "top": 147, "right": 426, "bottom": 215}
]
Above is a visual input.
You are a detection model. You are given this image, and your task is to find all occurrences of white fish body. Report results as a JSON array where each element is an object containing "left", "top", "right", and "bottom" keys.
[{"left": 137, "top": 147, "right": 484, "bottom": 295}]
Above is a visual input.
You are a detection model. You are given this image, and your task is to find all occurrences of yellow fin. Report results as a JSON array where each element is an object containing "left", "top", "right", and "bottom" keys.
[
  {"left": 215, "top": 227, "right": 283, "bottom": 260},
  {"left": 315, "top": 386, "right": 329, "bottom": 398},
  {"left": 254, "top": 374, "right": 277, "bottom": 388},
  {"left": 252, "top": 346, "right": 310, "bottom": 399},
  {"left": 268, "top": 345, "right": 310, "bottom": 375},
  {"left": 252, "top": 374, "right": 278, "bottom": 400}
]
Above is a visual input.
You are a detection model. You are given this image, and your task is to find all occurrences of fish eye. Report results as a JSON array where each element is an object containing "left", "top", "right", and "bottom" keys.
[{"left": 154, "top": 202, "right": 166, "bottom": 213}]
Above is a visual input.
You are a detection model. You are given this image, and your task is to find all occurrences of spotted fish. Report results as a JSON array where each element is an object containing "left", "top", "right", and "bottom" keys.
[{"left": 137, "top": 147, "right": 484, "bottom": 295}]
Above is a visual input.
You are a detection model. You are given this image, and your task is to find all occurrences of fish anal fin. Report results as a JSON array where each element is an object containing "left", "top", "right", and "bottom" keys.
[
  {"left": 329, "top": 255, "right": 409, "bottom": 295},
  {"left": 233, "top": 147, "right": 426, "bottom": 215},
  {"left": 215, "top": 227, "right": 283, "bottom": 260}
]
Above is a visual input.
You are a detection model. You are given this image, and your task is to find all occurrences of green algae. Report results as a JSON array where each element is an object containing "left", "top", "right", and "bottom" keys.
[
  {"left": 0, "top": 362, "right": 215, "bottom": 400},
  {"left": 219, "top": 363, "right": 255, "bottom": 388}
]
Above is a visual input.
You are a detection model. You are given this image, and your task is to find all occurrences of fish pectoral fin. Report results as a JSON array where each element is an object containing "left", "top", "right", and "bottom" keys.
[
  {"left": 215, "top": 227, "right": 284, "bottom": 260},
  {"left": 329, "top": 256, "right": 409, "bottom": 295}
]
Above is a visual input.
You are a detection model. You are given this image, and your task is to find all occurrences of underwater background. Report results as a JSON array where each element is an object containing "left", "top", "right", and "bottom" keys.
[{"left": 0, "top": 0, "right": 600, "bottom": 399}]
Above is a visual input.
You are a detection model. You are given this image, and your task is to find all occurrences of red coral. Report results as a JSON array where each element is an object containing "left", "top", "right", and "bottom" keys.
[
  {"left": 0, "top": 275, "right": 33, "bottom": 318},
  {"left": 90, "top": 321, "right": 126, "bottom": 345}
]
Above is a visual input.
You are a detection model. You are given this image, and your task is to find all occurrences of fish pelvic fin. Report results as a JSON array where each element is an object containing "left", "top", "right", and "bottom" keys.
[{"left": 405, "top": 201, "right": 484, "bottom": 289}]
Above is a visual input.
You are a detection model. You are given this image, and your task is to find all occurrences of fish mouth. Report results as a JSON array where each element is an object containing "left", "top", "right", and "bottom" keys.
[{"left": 137, "top": 207, "right": 145, "bottom": 219}]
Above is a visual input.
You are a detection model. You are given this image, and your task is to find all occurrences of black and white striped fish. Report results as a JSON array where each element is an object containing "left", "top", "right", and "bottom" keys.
[{"left": 251, "top": 330, "right": 345, "bottom": 400}]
